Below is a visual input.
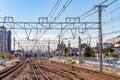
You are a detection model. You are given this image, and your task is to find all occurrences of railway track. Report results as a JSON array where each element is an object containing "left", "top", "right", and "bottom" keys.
[
  {"left": 2, "top": 58, "right": 119, "bottom": 80},
  {"left": 28, "top": 59, "right": 81, "bottom": 80},
  {"left": 50, "top": 61, "right": 120, "bottom": 80},
  {"left": 35, "top": 58, "right": 120, "bottom": 80},
  {"left": 0, "top": 60, "right": 25, "bottom": 80},
  {"left": 37, "top": 59, "right": 84, "bottom": 80},
  {"left": 28, "top": 61, "right": 51, "bottom": 80}
]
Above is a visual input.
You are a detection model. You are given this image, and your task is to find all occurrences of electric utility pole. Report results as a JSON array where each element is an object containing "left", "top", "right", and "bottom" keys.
[
  {"left": 58, "top": 35, "right": 61, "bottom": 60},
  {"left": 95, "top": 5, "right": 107, "bottom": 72},
  {"left": 14, "top": 37, "right": 15, "bottom": 54},
  {"left": 48, "top": 40, "right": 50, "bottom": 58},
  {"left": 78, "top": 36, "right": 82, "bottom": 64}
]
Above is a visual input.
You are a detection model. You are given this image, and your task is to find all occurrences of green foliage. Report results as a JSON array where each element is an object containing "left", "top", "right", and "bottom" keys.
[
  {"left": 111, "top": 54, "right": 120, "bottom": 58},
  {"left": 103, "top": 47, "right": 114, "bottom": 58},
  {"left": 64, "top": 47, "right": 68, "bottom": 54},
  {"left": 103, "top": 47, "right": 113, "bottom": 53},
  {"left": 83, "top": 45, "right": 92, "bottom": 57},
  {"left": 103, "top": 53, "right": 110, "bottom": 58},
  {"left": 91, "top": 49, "right": 98, "bottom": 57},
  {"left": 0, "top": 61, "right": 2, "bottom": 65},
  {"left": 0, "top": 52, "right": 4, "bottom": 58},
  {"left": 91, "top": 51, "right": 96, "bottom": 57},
  {"left": 60, "top": 47, "right": 71, "bottom": 57},
  {"left": 93, "top": 49, "right": 98, "bottom": 54},
  {"left": 66, "top": 60, "right": 76, "bottom": 65}
]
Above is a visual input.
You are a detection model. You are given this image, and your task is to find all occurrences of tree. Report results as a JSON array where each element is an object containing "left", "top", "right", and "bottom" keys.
[
  {"left": 0, "top": 52, "right": 4, "bottom": 58},
  {"left": 83, "top": 45, "right": 92, "bottom": 57},
  {"left": 60, "top": 46, "right": 71, "bottom": 56},
  {"left": 64, "top": 47, "right": 68, "bottom": 54},
  {"left": 103, "top": 47, "right": 114, "bottom": 58},
  {"left": 103, "top": 47, "right": 113, "bottom": 53},
  {"left": 63, "top": 47, "right": 69, "bottom": 56},
  {"left": 91, "top": 50, "right": 97, "bottom": 57}
]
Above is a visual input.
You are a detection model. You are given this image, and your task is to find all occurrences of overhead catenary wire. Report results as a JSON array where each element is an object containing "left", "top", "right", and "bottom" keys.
[
  {"left": 53, "top": 0, "right": 73, "bottom": 22},
  {"left": 55, "top": 0, "right": 108, "bottom": 36},
  {"left": 47, "top": 0, "right": 60, "bottom": 18},
  {"left": 48, "top": 0, "right": 62, "bottom": 21},
  {"left": 32, "top": 23, "right": 61, "bottom": 50},
  {"left": 4, "top": 23, "right": 21, "bottom": 39},
  {"left": 0, "top": 17, "right": 21, "bottom": 39}
]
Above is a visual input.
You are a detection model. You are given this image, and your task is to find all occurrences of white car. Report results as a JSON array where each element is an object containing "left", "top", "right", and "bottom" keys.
[{"left": 103, "top": 59, "right": 114, "bottom": 67}]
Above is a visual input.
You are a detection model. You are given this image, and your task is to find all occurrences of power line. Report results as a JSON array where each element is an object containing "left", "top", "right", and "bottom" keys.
[
  {"left": 78, "top": 0, "right": 108, "bottom": 20},
  {"left": 103, "top": 15, "right": 120, "bottom": 25},
  {"left": 47, "top": 0, "right": 60, "bottom": 18},
  {"left": 107, "top": 0, "right": 118, "bottom": 7},
  {"left": 103, "top": 6, "right": 120, "bottom": 17},
  {"left": 82, "top": 0, "right": 119, "bottom": 34},
  {"left": 0, "top": 17, "right": 22, "bottom": 40},
  {"left": 5, "top": 23, "right": 21, "bottom": 39},
  {"left": 103, "top": 30, "right": 120, "bottom": 35},
  {"left": 78, "top": 0, "right": 107, "bottom": 18},
  {"left": 100, "top": 0, "right": 108, "bottom": 5},
  {"left": 78, "top": 8, "right": 95, "bottom": 18},
  {"left": 78, "top": 0, "right": 118, "bottom": 20},
  {"left": 80, "top": 11, "right": 97, "bottom": 20},
  {"left": 53, "top": 0, "right": 73, "bottom": 22},
  {"left": 48, "top": 0, "right": 62, "bottom": 21}
]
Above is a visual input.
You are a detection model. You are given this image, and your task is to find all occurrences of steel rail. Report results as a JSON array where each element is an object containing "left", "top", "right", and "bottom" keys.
[
  {"left": 34, "top": 63, "right": 50, "bottom": 80},
  {"left": 0, "top": 60, "right": 24, "bottom": 79},
  {"left": 30, "top": 63, "right": 39, "bottom": 80}
]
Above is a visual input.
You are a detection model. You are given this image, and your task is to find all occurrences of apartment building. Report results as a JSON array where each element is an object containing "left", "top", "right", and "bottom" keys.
[{"left": 0, "top": 26, "right": 11, "bottom": 52}]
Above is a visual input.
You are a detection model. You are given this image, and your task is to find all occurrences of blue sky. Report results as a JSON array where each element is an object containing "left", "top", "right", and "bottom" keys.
[
  {"left": 0, "top": 0, "right": 106, "bottom": 21},
  {"left": 0, "top": 0, "right": 120, "bottom": 49}
]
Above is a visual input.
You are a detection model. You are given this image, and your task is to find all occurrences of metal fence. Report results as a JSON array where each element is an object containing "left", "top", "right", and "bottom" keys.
[{"left": 53, "top": 56, "right": 120, "bottom": 69}]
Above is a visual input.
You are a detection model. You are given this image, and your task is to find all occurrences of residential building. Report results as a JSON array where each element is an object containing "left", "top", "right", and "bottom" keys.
[
  {"left": 112, "top": 43, "right": 120, "bottom": 54},
  {"left": 106, "top": 35, "right": 120, "bottom": 44},
  {"left": 102, "top": 42, "right": 113, "bottom": 48},
  {"left": 7, "top": 30, "right": 11, "bottom": 52},
  {"left": 112, "top": 46, "right": 120, "bottom": 54},
  {"left": 0, "top": 26, "right": 11, "bottom": 52},
  {"left": 96, "top": 42, "right": 113, "bottom": 49}
]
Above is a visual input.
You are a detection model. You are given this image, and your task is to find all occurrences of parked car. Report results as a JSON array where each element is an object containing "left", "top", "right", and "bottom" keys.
[{"left": 103, "top": 59, "right": 114, "bottom": 67}]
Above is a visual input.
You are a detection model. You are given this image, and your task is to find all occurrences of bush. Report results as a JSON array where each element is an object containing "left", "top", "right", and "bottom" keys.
[
  {"left": 0, "top": 61, "right": 2, "bottom": 65},
  {"left": 83, "top": 45, "right": 92, "bottom": 57},
  {"left": 0, "top": 52, "right": 4, "bottom": 58},
  {"left": 66, "top": 60, "right": 76, "bottom": 65}
]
